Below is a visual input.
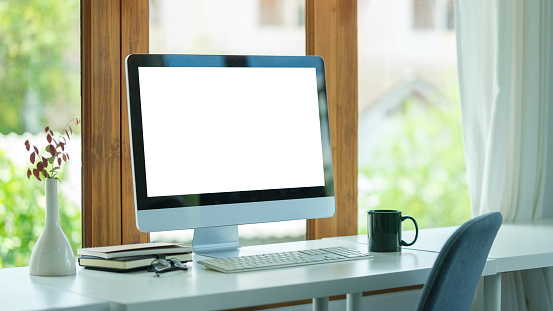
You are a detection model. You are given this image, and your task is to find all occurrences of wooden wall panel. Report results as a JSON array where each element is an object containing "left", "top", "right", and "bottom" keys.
[
  {"left": 306, "top": 0, "right": 358, "bottom": 239},
  {"left": 120, "top": 0, "right": 149, "bottom": 244},
  {"left": 82, "top": 0, "right": 123, "bottom": 247},
  {"left": 82, "top": 0, "right": 149, "bottom": 247}
]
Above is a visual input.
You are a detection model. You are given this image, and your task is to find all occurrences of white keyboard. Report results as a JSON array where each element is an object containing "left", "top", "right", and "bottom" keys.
[{"left": 197, "top": 246, "right": 373, "bottom": 273}]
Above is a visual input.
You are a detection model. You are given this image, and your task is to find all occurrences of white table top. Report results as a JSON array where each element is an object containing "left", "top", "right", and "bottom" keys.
[
  {"left": 337, "top": 218, "right": 553, "bottom": 274},
  {"left": 328, "top": 230, "right": 497, "bottom": 277},
  {"left": 0, "top": 267, "right": 109, "bottom": 311},
  {"left": 6, "top": 220, "right": 552, "bottom": 310},
  {"left": 331, "top": 227, "right": 457, "bottom": 253},
  {"left": 1, "top": 238, "right": 440, "bottom": 311},
  {"left": 486, "top": 218, "right": 553, "bottom": 272}
]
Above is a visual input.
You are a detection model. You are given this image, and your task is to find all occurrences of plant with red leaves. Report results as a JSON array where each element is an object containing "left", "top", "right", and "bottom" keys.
[{"left": 24, "top": 118, "right": 80, "bottom": 181}]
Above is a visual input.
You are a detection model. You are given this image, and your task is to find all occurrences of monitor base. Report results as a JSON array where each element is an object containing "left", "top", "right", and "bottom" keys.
[{"left": 193, "top": 225, "right": 241, "bottom": 258}]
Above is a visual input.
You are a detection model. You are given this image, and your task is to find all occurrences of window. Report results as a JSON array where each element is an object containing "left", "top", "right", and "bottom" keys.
[
  {"left": 358, "top": 0, "right": 470, "bottom": 234},
  {"left": 0, "top": 0, "right": 81, "bottom": 267}
]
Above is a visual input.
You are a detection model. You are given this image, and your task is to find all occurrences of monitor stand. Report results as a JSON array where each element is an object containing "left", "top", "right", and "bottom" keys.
[{"left": 192, "top": 225, "right": 242, "bottom": 258}]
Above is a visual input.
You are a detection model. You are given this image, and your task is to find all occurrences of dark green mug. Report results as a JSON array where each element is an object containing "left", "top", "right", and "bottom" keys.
[{"left": 368, "top": 210, "right": 418, "bottom": 252}]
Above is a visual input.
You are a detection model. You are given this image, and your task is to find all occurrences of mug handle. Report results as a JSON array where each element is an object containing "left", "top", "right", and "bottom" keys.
[{"left": 400, "top": 216, "right": 418, "bottom": 246}]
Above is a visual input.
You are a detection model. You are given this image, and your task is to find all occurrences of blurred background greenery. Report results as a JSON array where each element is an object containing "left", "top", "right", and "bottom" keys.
[
  {"left": 356, "top": 0, "right": 470, "bottom": 234},
  {"left": 0, "top": 0, "right": 81, "bottom": 268},
  {"left": 0, "top": 149, "right": 81, "bottom": 268},
  {"left": 0, "top": 0, "right": 80, "bottom": 134},
  {"left": 358, "top": 97, "right": 471, "bottom": 234}
]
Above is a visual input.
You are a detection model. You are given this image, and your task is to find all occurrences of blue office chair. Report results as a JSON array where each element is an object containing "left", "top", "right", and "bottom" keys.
[{"left": 415, "top": 212, "right": 502, "bottom": 311}]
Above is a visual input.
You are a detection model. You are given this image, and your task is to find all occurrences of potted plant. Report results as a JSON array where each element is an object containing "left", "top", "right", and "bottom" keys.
[{"left": 24, "top": 118, "right": 80, "bottom": 276}]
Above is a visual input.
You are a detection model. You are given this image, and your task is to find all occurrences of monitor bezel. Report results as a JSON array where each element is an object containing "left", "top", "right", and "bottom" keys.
[{"left": 126, "top": 54, "right": 335, "bottom": 232}]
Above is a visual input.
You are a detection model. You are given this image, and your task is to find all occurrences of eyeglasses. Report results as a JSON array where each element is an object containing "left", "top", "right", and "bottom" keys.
[{"left": 148, "top": 257, "right": 188, "bottom": 277}]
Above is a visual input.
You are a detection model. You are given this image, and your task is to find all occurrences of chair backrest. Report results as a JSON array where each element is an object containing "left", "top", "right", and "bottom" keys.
[{"left": 415, "top": 212, "right": 502, "bottom": 311}]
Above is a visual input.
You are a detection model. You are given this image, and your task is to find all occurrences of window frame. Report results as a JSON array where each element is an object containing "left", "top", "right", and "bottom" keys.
[{"left": 81, "top": 0, "right": 357, "bottom": 247}]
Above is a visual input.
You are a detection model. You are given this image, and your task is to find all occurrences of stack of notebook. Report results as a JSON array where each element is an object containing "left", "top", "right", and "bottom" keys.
[{"left": 77, "top": 242, "right": 193, "bottom": 272}]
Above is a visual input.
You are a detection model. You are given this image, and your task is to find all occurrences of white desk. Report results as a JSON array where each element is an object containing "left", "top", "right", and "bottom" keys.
[
  {"left": 7, "top": 219, "right": 545, "bottom": 310},
  {"left": 0, "top": 267, "right": 109, "bottom": 311},
  {"left": 337, "top": 218, "right": 553, "bottom": 311},
  {"left": 0, "top": 238, "right": 439, "bottom": 311},
  {"left": 402, "top": 218, "right": 553, "bottom": 274}
]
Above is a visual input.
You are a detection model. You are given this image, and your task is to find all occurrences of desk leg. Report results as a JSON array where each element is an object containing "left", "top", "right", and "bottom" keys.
[
  {"left": 484, "top": 273, "right": 501, "bottom": 311},
  {"left": 346, "top": 292, "right": 362, "bottom": 311},
  {"left": 313, "top": 297, "right": 329, "bottom": 311}
]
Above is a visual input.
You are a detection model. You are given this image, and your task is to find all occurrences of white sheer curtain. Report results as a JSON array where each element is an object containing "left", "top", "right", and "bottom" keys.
[{"left": 455, "top": 0, "right": 551, "bottom": 310}]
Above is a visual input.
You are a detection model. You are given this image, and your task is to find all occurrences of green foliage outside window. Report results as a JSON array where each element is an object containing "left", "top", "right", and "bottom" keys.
[
  {"left": 358, "top": 99, "right": 471, "bottom": 234},
  {"left": 0, "top": 150, "right": 81, "bottom": 268},
  {"left": 0, "top": 0, "right": 80, "bottom": 134},
  {"left": 0, "top": 0, "right": 81, "bottom": 268}
]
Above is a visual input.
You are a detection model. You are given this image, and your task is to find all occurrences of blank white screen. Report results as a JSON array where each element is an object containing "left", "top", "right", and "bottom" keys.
[{"left": 138, "top": 67, "right": 325, "bottom": 197}]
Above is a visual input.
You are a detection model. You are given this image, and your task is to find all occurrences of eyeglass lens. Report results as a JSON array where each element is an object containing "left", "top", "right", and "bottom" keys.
[
  {"left": 149, "top": 258, "right": 188, "bottom": 276},
  {"left": 151, "top": 259, "right": 172, "bottom": 270}
]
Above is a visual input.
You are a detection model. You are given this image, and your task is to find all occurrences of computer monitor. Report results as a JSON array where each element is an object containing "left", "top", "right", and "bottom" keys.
[{"left": 125, "top": 54, "right": 335, "bottom": 256}]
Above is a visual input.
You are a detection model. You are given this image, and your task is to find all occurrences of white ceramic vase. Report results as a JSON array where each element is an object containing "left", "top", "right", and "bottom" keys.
[{"left": 29, "top": 178, "right": 76, "bottom": 276}]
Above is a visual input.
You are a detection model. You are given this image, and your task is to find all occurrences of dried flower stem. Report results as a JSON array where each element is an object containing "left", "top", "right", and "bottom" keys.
[{"left": 24, "top": 118, "right": 80, "bottom": 181}]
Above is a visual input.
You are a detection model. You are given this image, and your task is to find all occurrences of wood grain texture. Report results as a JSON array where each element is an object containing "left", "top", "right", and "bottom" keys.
[
  {"left": 120, "top": 0, "right": 149, "bottom": 244},
  {"left": 306, "top": 0, "right": 358, "bottom": 239},
  {"left": 82, "top": 0, "right": 123, "bottom": 247}
]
